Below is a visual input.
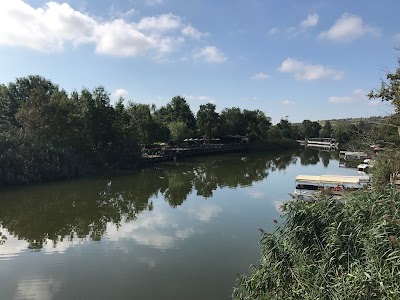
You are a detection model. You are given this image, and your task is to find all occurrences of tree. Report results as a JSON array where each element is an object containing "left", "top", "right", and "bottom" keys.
[
  {"left": 267, "top": 126, "right": 281, "bottom": 140},
  {"left": 155, "top": 96, "right": 196, "bottom": 130},
  {"left": 196, "top": 103, "right": 220, "bottom": 139},
  {"left": 277, "top": 119, "right": 292, "bottom": 139},
  {"left": 319, "top": 120, "right": 332, "bottom": 138},
  {"left": 127, "top": 103, "right": 157, "bottom": 145},
  {"left": 301, "top": 120, "right": 321, "bottom": 138},
  {"left": 0, "top": 75, "right": 59, "bottom": 127},
  {"left": 14, "top": 86, "right": 84, "bottom": 148},
  {"left": 333, "top": 124, "right": 350, "bottom": 144},
  {"left": 220, "top": 107, "right": 246, "bottom": 136},
  {"left": 242, "top": 109, "right": 271, "bottom": 142},
  {"left": 168, "top": 121, "right": 192, "bottom": 143},
  {"left": 152, "top": 116, "right": 171, "bottom": 142}
]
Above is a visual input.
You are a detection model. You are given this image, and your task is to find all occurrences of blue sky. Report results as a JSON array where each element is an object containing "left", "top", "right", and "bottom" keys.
[{"left": 0, "top": 0, "right": 399, "bottom": 123}]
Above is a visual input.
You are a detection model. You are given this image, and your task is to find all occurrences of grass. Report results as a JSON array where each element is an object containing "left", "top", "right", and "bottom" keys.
[{"left": 233, "top": 186, "right": 400, "bottom": 300}]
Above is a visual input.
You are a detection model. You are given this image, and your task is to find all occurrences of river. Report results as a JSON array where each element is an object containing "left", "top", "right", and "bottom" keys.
[{"left": 0, "top": 149, "right": 362, "bottom": 300}]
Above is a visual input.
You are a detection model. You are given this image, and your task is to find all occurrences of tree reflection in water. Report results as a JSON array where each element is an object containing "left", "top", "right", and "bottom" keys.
[{"left": 0, "top": 149, "right": 333, "bottom": 249}]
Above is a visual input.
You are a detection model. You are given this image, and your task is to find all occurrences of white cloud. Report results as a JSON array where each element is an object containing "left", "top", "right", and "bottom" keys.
[
  {"left": 182, "top": 24, "right": 207, "bottom": 39},
  {"left": 145, "top": 0, "right": 165, "bottom": 5},
  {"left": 94, "top": 20, "right": 155, "bottom": 56},
  {"left": 278, "top": 57, "right": 343, "bottom": 80},
  {"left": 282, "top": 100, "right": 296, "bottom": 105},
  {"left": 328, "top": 89, "right": 368, "bottom": 104},
  {"left": 319, "top": 13, "right": 380, "bottom": 42},
  {"left": 251, "top": 72, "right": 270, "bottom": 80},
  {"left": 194, "top": 46, "right": 227, "bottom": 63},
  {"left": 199, "top": 95, "right": 216, "bottom": 104},
  {"left": 136, "top": 13, "right": 181, "bottom": 32},
  {"left": 300, "top": 13, "right": 319, "bottom": 30},
  {"left": 0, "top": 1, "right": 96, "bottom": 52},
  {"left": 113, "top": 88, "right": 129, "bottom": 99},
  {"left": 269, "top": 27, "right": 279, "bottom": 35},
  {"left": 286, "top": 13, "right": 319, "bottom": 37},
  {"left": 328, "top": 96, "right": 353, "bottom": 103},
  {"left": 184, "top": 95, "right": 216, "bottom": 104},
  {"left": 0, "top": 1, "right": 209, "bottom": 59}
]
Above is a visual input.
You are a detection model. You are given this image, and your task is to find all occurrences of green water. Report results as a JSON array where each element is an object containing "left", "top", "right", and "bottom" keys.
[{"left": 0, "top": 149, "right": 360, "bottom": 300}]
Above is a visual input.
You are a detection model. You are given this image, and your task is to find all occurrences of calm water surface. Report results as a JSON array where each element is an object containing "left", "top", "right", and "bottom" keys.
[{"left": 0, "top": 149, "right": 361, "bottom": 300}]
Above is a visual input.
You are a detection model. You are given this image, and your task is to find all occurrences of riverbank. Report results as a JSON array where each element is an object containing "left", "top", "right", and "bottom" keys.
[
  {"left": 0, "top": 137, "right": 300, "bottom": 187},
  {"left": 233, "top": 186, "right": 400, "bottom": 299},
  {"left": 141, "top": 139, "right": 300, "bottom": 165}
]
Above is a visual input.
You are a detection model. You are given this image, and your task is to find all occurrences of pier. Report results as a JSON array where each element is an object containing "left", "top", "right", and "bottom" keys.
[
  {"left": 297, "top": 138, "right": 338, "bottom": 150},
  {"left": 141, "top": 144, "right": 248, "bottom": 165}
]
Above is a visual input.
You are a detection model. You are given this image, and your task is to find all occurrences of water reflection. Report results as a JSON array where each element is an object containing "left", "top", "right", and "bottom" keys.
[
  {"left": 0, "top": 149, "right": 333, "bottom": 253},
  {"left": 16, "top": 277, "right": 61, "bottom": 300}
]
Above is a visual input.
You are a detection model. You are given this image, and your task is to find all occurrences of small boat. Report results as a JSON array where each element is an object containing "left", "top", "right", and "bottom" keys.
[
  {"left": 294, "top": 174, "right": 370, "bottom": 201},
  {"left": 357, "top": 159, "right": 374, "bottom": 172},
  {"left": 357, "top": 164, "right": 369, "bottom": 172},
  {"left": 343, "top": 151, "right": 369, "bottom": 161}
]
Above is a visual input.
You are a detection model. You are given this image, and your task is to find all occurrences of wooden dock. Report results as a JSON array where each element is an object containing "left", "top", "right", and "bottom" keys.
[{"left": 141, "top": 144, "right": 248, "bottom": 165}]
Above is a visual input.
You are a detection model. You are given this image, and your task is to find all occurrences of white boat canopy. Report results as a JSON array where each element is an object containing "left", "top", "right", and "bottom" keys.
[{"left": 295, "top": 175, "right": 370, "bottom": 185}]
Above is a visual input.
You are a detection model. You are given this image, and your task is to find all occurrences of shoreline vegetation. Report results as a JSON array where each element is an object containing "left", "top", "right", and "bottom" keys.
[
  {"left": 1, "top": 75, "right": 395, "bottom": 187},
  {"left": 0, "top": 75, "right": 314, "bottom": 187},
  {"left": 233, "top": 187, "right": 400, "bottom": 300}
]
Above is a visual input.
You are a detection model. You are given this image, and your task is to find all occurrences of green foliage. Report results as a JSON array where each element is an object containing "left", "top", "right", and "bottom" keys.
[
  {"left": 320, "top": 120, "right": 333, "bottom": 138},
  {"left": 372, "top": 150, "right": 400, "bottom": 188},
  {"left": 0, "top": 75, "right": 303, "bottom": 186},
  {"left": 333, "top": 124, "right": 351, "bottom": 144},
  {"left": 220, "top": 107, "right": 246, "bottom": 136},
  {"left": 302, "top": 119, "right": 321, "bottom": 138},
  {"left": 0, "top": 75, "right": 59, "bottom": 127},
  {"left": 233, "top": 187, "right": 400, "bottom": 299},
  {"left": 276, "top": 119, "right": 293, "bottom": 139},
  {"left": 196, "top": 103, "right": 220, "bottom": 139},
  {"left": 127, "top": 103, "right": 163, "bottom": 145},
  {"left": 168, "top": 121, "right": 192, "bottom": 142},
  {"left": 0, "top": 130, "right": 90, "bottom": 185},
  {"left": 0, "top": 77, "right": 141, "bottom": 186},
  {"left": 242, "top": 109, "right": 271, "bottom": 142},
  {"left": 155, "top": 96, "right": 196, "bottom": 130},
  {"left": 270, "top": 119, "right": 301, "bottom": 140}
]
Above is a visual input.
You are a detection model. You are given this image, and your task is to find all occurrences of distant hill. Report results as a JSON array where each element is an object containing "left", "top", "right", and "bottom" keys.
[
  {"left": 293, "top": 116, "right": 389, "bottom": 127},
  {"left": 318, "top": 116, "right": 389, "bottom": 127}
]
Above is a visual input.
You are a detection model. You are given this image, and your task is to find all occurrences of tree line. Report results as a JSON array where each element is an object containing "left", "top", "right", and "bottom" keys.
[
  {"left": 0, "top": 76, "right": 291, "bottom": 185},
  {"left": 0, "top": 75, "right": 394, "bottom": 186}
]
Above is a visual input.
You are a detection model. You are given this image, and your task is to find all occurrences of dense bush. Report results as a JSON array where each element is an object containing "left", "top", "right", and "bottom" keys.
[
  {"left": 372, "top": 149, "right": 400, "bottom": 189},
  {"left": 233, "top": 187, "right": 400, "bottom": 300},
  {"left": 0, "top": 131, "right": 92, "bottom": 185}
]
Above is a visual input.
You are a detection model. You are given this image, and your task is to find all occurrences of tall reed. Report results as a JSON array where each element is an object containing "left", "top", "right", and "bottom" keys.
[{"left": 233, "top": 187, "right": 400, "bottom": 299}]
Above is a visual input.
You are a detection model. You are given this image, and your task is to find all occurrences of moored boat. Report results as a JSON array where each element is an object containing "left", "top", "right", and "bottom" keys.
[{"left": 357, "top": 158, "right": 374, "bottom": 173}]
